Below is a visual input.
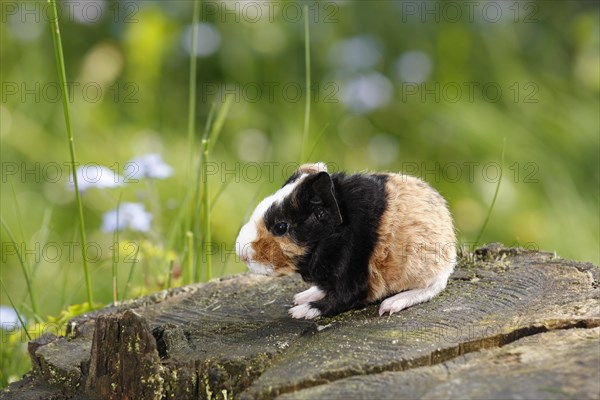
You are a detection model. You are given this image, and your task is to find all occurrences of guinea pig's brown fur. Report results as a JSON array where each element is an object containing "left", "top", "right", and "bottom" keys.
[
  {"left": 367, "top": 174, "right": 456, "bottom": 302},
  {"left": 252, "top": 221, "right": 305, "bottom": 276},
  {"left": 236, "top": 163, "right": 456, "bottom": 319}
]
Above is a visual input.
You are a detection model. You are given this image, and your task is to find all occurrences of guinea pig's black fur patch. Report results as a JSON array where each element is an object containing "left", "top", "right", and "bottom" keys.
[{"left": 265, "top": 172, "right": 389, "bottom": 317}]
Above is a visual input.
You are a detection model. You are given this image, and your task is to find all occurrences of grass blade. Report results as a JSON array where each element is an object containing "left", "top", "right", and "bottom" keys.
[
  {"left": 47, "top": 0, "right": 93, "bottom": 306},
  {"left": 192, "top": 103, "right": 216, "bottom": 281},
  {"left": 30, "top": 207, "right": 53, "bottom": 276},
  {"left": 208, "top": 95, "right": 234, "bottom": 152},
  {"left": 0, "top": 279, "right": 31, "bottom": 341},
  {"left": 0, "top": 217, "right": 38, "bottom": 318},
  {"left": 209, "top": 178, "right": 232, "bottom": 212},
  {"left": 200, "top": 138, "right": 212, "bottom": 281},
  {"left": 193, "top": 103, "right": 216, "bottom": 233},
  {"left": 165, "top": 189, "right": 193, "bottom": 259},
  {"left": 145, "top": 178, "right": 163, "bottom": 236},
  {"left": 10, "top": 184, "right": 52, "bottom": 307},
  {"left": 185, "top": 231, "right": 194, "bottom": 284},
  {"left": 111, "top": 194, "right": 122, "bottom": 305},
  {"left": 200, "top": 97, "right": 232, "bottom": 281},
  {"left": 305, "top": 123, "right": 330, "bottom": 161},
  {"left": 60, "top": 228, "right": 79, "bottom": 308},
  {"left": 474, "top": 138, "right": 506, "bottom": 247},
  {"left": 121, "top": 242, "right": 141, "bottom": 300},
  {"left": 186, "top": 0, "right": 201, "bottom": 182},
  {"left": 300, "top": 4, "right": 311, "bottom": 163},
  {"left": 9, "top": 184, "right": 28, "bottom": 267}
]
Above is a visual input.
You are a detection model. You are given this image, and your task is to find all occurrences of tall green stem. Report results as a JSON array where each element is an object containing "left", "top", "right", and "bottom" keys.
[
  {"left": 200, "top": 138, "right": 211, "bottom": 281},
  {"left": 300, "top": 4, "right": 311, "bottom": 163},
  {"left": 186, "top": 231, "right": 194, "bottom": 284},
  {"left": 111, "top": 194, "right": 122, "bottom": 305},
  {"left": 186, "top": 0, "right": 200, "bottom": 183},
  {"left": 0, "top": 218, "right": 37, "bottom": 317},
  {"left": 474, "top": 138, "right": 506, "bottom": 247},
  {"left": 0, "top": 279, "right": 31, "bottom": 340},
  {"left": 199, "top": 96, "right": 232, "bottom": 281},
  {"left": 47, "top": 0, "right": 93, "bottom": 306}
]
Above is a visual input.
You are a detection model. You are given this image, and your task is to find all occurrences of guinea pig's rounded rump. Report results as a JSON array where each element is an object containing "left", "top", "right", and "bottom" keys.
[{"left": 366, "top": 173, "right": 457, "bottom": 302}]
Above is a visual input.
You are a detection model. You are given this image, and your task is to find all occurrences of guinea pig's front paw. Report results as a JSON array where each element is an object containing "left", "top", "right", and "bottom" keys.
[
  {"left": 293, "top": 286, "right": 325, "bottom": 305},
  {"left": 289, "top": 303, "right": 322, "bottom": 320}
]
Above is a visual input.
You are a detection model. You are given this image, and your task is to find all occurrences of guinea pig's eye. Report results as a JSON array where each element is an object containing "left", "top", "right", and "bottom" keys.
[{"left": 273, "top": 222, "right": 289, "bottom": 236}]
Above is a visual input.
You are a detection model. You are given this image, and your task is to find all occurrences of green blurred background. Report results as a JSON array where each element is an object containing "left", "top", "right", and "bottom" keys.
[{"left": 1, "top": 0, "right": 599, "bottom": 322}]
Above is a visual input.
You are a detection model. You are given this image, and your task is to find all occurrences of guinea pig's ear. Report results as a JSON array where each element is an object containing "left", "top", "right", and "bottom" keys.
[{"left": 308, "top": 172, "right": 343, "bottom": 225}]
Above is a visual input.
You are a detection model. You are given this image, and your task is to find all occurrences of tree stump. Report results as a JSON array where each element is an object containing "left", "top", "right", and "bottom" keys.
[{"left": 2, "top": 244, "right": 599, "bottom": 399}]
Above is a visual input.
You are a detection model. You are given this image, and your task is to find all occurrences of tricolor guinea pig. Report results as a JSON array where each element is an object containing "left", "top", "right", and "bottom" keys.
[{"left": 235, "top": 162, "right": 456, "bottom": 319}]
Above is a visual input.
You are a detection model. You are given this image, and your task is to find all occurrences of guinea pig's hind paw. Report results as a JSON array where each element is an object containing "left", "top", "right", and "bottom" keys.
[
  {"left": 379, "top": 288, "right": 434, "bottom": 316},
  {"left": 378, "top": 295, "right": 412, "bottom": 316},
  {"left": 289, "top": 304, "right": 322, "bottom": 319}
]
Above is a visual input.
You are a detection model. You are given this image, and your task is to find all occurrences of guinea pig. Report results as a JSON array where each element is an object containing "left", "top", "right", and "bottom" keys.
[{"left": 235, "top": 162, "right": 456, "bottom": 319}]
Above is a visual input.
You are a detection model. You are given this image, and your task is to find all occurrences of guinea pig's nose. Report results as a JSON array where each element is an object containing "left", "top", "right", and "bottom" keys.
[
  {"left": 239, "top": 246, "right": 253, "bottom": 263},
  {"left": 236, "top": 235, "right": 254, "bottom": 263}
]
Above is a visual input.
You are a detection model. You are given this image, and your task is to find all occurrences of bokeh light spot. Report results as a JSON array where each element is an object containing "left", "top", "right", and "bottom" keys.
[{"left": 182, "top": 23, "right": 221, "bottom": 57}]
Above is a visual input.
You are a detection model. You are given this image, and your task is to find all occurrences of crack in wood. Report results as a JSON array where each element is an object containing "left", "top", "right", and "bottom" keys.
[{"left": 256, "top": 318, "right": 599, "bottom": 398}]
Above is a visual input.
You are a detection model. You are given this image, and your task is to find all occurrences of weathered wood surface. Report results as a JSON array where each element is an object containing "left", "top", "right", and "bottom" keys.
[{"left": 2, "top": 244, "right": 599, "bottom": 400}]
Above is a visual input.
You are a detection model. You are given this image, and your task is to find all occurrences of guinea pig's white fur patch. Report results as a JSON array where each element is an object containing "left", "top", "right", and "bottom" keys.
[
  {"left": 236, "top": 173, "right": 308, "bottom": 274},
  {"left": 293, "top": 286, "right": 325, "bottom": 305},
  {"left": 378, "top": 266, "right": 453, "bottom": 315},
  {"left": 289, "top": 303, "right": 322, "bottom": 319}
]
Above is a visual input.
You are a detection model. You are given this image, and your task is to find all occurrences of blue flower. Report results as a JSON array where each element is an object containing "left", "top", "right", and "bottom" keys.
[
  {"left": 127, "top": 153, "right": 173, "bottom": 180},
  {"left": 0, "top": 306, "right": 25, "bottom": 330},
  {"left": 101, "top": 202, "right": 153, "bottom": 233},
  {"left": 68, "top": 165, "right": 124, "bottom": 192}
]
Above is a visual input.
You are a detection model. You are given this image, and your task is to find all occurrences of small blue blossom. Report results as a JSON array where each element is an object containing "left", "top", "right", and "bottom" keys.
[
  {"left": 101, "top": 202, "right": 153, "bottom": 233},
  {"left": 0, "top": 306, "right": 25, "bottom": 330},
  {"left": 68, "top": 165, "right": 124, "bottom": 192},
  {"left": 127, "top": 153, "right": 173, "bottom": 180}
]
